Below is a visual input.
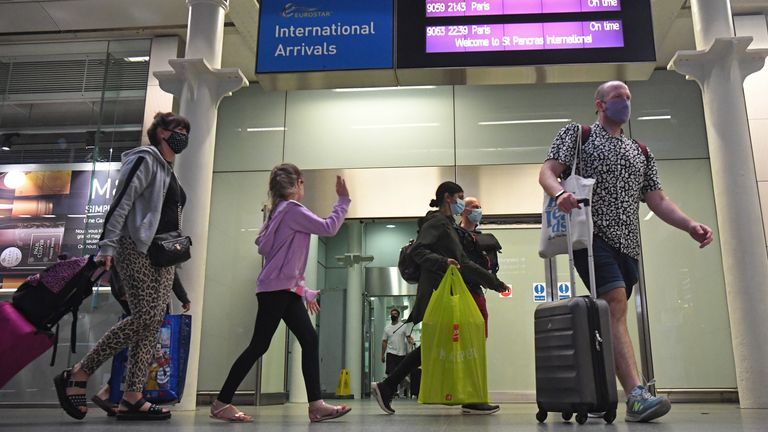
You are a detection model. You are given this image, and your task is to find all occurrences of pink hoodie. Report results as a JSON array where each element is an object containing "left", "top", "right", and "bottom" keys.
[{"left": 255, "top": 197, "right": 350, "bottom": 298}]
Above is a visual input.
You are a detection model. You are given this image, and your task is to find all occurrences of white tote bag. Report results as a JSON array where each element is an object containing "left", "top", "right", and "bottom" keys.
[{"left": 538, "top": 126, "right": 596, "bottom": 258}]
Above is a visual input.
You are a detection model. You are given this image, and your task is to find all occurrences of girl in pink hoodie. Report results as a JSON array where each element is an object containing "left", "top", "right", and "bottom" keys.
[{"left": 211, "top": 163, "right": 351, "bottom": 423}]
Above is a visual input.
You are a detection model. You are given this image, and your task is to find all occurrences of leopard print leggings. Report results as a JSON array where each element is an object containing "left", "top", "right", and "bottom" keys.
[{"left": 80, "top": 237, "right": 174, "bottom": 392}]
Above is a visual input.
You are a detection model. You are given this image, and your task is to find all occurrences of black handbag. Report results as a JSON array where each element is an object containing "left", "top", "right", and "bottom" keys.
[
  {"left": 148, "top": 178, "right": 192, "bottom": 267},
  {"left": 148, "top": 229, "right": 191, "bottom": 267}
]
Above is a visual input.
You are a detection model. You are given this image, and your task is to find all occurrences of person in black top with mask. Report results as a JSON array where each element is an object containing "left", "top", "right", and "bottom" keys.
[
  {"left": 455, "top": 196, "right": 505, "bottom": 337},
  {"left": 381, "top": 308, "right": 413, "bottom": 396},
  {"left": 54, "top": 112, "right": 191, "bottom": 421},
  {"left": 454, "top": 196, "right": 506, "bottom": 414},
  {"left": 372, "top": 182, "right": 511, "bottom": 416}
]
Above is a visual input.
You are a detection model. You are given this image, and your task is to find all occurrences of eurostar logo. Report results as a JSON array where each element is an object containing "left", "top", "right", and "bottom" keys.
[{"left": 281, "top": 3, "right": 332, "bottom": 18}]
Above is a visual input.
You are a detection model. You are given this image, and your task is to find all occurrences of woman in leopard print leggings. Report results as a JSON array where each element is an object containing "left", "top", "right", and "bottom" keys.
[{"left": 53, "top": 112, "right": 191, "bottom": 421}]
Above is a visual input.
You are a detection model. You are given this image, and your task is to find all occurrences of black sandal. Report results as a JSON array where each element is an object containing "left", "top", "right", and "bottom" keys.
[
  {"left": 91, "top": 395, "right": 117, "bottom": 417},
  {"left": 116, "top": 398, "right": 171, "bottom": 421},
  {"left": 53, "top": 369, "right": 88, "bottom": 420}
]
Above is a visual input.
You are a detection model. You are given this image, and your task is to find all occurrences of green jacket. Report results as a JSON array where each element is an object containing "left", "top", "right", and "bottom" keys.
[{"left": 407, "top": 211, "right": 505, "bottom": 325}]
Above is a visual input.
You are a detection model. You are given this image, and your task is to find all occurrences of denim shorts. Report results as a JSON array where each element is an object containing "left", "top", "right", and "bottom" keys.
[{"left": 573, "top": 235, "right": 639, "bottom": 299}]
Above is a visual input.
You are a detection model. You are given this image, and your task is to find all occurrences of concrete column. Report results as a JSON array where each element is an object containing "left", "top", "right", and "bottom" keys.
[
  {"left": 154, "top": 0, "right": 248, "bottom": 411},
  {"left": 689, "top": 0, "right": 736, "bottom": 49},
  {"left": 669, "top": 0, "right": 768, "bottom": 408},
  {"left": 185, "top": 0, "right": 227, "bottom": 67},
  {"left": 735, "top": 14, "right": 768, "bottom": 271},
  {"left": 345, "top": 223, "right": 363, "bottom": 399},
  {"left": 288, "top": 235, "right": 320, "bottom": 403}
]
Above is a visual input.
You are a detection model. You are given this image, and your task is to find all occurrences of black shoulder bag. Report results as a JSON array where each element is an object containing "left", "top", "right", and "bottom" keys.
[{"left": 148, "top": 174, "right": 192, "bottom": 267}]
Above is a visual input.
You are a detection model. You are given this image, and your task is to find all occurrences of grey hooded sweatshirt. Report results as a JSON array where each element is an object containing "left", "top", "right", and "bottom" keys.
[{"left": 98, "top": 145, "right": 174, "bottom": 257}]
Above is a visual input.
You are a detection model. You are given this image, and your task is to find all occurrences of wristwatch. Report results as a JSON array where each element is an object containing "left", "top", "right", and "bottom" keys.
[{"left": 554, "top": 190, "right": 566, "bottom": 200}]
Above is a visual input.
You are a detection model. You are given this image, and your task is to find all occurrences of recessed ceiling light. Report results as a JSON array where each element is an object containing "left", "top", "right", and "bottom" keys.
[
  {"left": 351, "top": 123, "right": 439, "bottom": 129},
  {"left": 333, "top": 86, "right": 436, "bottom": 92},
  {"left": 386, "top": 225, "right": 396, "bottom": 228},
  {"left": 245, "top": 127, "right": 286, "bottom": 132},
  {"left": 637, "top": 115, "right": 672, "bottom": 121},
  {"left": 478, "top": 119, "right": 572, "bottom": 125}
]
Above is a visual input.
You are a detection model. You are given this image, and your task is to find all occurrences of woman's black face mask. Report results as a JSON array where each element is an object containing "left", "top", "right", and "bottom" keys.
[{"left": 165, "top": 130, "right": 189, "bottom": 154}]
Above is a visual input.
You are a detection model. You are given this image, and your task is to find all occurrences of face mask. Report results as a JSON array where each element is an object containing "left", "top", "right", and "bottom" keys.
[
  {"left": 450, "top": 199, "right": 465, "bottom": 216},
  {"left": 165, "top": 130, "right": 189, "bottom": 154},
  {"left": 603, "top": 99, "right": 631, "bottom": 125},
  {"left": 468, "top": 208, "right": 482, "bottom": 224}
]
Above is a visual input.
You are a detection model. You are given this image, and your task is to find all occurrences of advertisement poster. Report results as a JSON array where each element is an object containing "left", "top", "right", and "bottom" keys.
[{"left": 0, "top": 167, "right": 120, "bottom": 288}]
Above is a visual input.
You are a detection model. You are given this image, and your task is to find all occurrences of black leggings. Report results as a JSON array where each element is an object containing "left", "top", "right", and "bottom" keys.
[
  {"left": 218, "top": 290, "right": 320, "bottom": 403},
  {"left": 383, "top": 346, "right": 421, "bottom": 389}
]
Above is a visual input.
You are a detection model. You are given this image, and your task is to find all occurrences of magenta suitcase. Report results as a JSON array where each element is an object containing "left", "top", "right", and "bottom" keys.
[{"left": 0, "top": 301, "right": 54, "bottom": 388}]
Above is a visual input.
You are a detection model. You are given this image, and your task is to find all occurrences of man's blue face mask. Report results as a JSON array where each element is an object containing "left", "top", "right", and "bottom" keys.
[
  {"left": 603, "top": 98, "right": 631, "bottom": 125},
  {"left": 468, "top": 208, "right": 482, "bottom": 224}
]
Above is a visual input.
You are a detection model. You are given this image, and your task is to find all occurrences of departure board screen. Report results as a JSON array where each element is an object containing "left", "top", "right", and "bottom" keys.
[
  {"left": 426, "top": 21, "right": 624, "bottom": 53},
  {"left": 396, "top": 0, "right": 654, "bottom": 68},
  {"left": 425, "top": 0, "right": 621, "bottom": 17}
]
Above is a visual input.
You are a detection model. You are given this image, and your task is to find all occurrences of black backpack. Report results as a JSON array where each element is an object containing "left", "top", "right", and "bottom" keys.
[
  {"left": 398, "top": 239, "right": 420, "bottom": 284},
  {"left": 475, "top": 232, "right": 502, "bottom": 273},
  {"left": 12, "top": 255, "right": 107, "bottom": 364}
]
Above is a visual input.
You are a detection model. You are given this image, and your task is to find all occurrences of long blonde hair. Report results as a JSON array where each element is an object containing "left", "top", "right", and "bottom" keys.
[{"left": 267, "top": 163, "right": 302, "bottom": 220}]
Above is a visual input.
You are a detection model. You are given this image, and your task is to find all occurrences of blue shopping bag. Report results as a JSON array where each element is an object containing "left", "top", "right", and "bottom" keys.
[{"left": 109, "top": 314, "right": 192, "bottom": 404}]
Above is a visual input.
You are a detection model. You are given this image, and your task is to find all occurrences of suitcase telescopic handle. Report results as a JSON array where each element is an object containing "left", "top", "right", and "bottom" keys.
[{"left": 565, "top": 198, "right": 597, "bottom": 299}]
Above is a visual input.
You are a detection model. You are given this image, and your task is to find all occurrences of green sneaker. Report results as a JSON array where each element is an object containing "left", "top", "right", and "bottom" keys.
[{"left": 625, "top": 385, "right": 671, "bottom": 422}]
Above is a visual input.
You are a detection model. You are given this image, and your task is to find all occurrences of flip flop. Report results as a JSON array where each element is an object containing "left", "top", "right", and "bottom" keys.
[
  {"left": 309, "top": 404, "right": 351, "bottom": 423},
  {"left": 91, "top": 395, "right": 117, "bottom": 417},
  {"left": 53, "top": 369, "right": 88, "bottom": 420},
  {"left": 209, "top": 403, "right": 253, "bottom": 423}
]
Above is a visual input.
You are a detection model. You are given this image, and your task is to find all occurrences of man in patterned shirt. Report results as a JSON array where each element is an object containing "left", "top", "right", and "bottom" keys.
[{"left": 539, "top": 81, "right": 713, "bottom": 423}]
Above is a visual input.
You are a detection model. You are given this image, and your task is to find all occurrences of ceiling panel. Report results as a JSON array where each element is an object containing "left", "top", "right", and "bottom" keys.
[
  {"left": 0, "top": 2, "right": 59, "bottom": 33},
  {"left": 731, "top": 0, "right": 768, "bottom": 15},
  {"left": 41, "top": 0, "right": 188, "bottom": 31},
  {"left": 222, "top": 29, "right": 257, "bottom": 82},
  {"left": 656, "top": 14, "right": 697, "bottom": 66},
  {"left": 0, "top": 0, "right": 762, "bottom": 85}
]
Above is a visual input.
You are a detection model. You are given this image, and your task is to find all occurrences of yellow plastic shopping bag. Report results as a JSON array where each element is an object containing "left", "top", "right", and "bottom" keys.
[{"left": 418, "top": 266, "right": 488, "bottom": 405}]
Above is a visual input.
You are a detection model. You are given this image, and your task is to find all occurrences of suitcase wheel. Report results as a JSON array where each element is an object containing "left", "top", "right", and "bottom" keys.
[
  {"left": 576, "top": 412, "right": 588, "bottom": 425},
  {"left": 536, "top": 410, "right": 548, "bottom": 423},
  {"left": 603, "top": 410, "right": 617, "bottom": 424},
  {"left": 562, "top": 412, "right": 573, "bottom": 422}
]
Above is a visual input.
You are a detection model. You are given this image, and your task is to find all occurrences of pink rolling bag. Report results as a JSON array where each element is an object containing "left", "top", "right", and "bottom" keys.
[{"left": 0, "top": 301, "right": 54, "bottom": 388}]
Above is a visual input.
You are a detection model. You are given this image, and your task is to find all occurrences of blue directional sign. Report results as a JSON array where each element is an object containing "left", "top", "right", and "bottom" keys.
[
  {"left": 558, "top": 283, "right": 572, "bottom": 300},
  {"left": 533, "top": 283, "right": 546, "bottom": 302},
  {"left": 256, "top": 0, "right": 394, "bottom": 73}
]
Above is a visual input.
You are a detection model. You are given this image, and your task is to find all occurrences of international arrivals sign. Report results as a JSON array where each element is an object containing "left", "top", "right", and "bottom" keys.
[{"left": 256, "top": 0, "right": 394, "bottom": 73}]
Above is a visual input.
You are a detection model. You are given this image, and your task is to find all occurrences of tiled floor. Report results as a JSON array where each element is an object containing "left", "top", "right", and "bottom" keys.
[{"left": 1, "top": 400, "right": 766, "bottom": 432}]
